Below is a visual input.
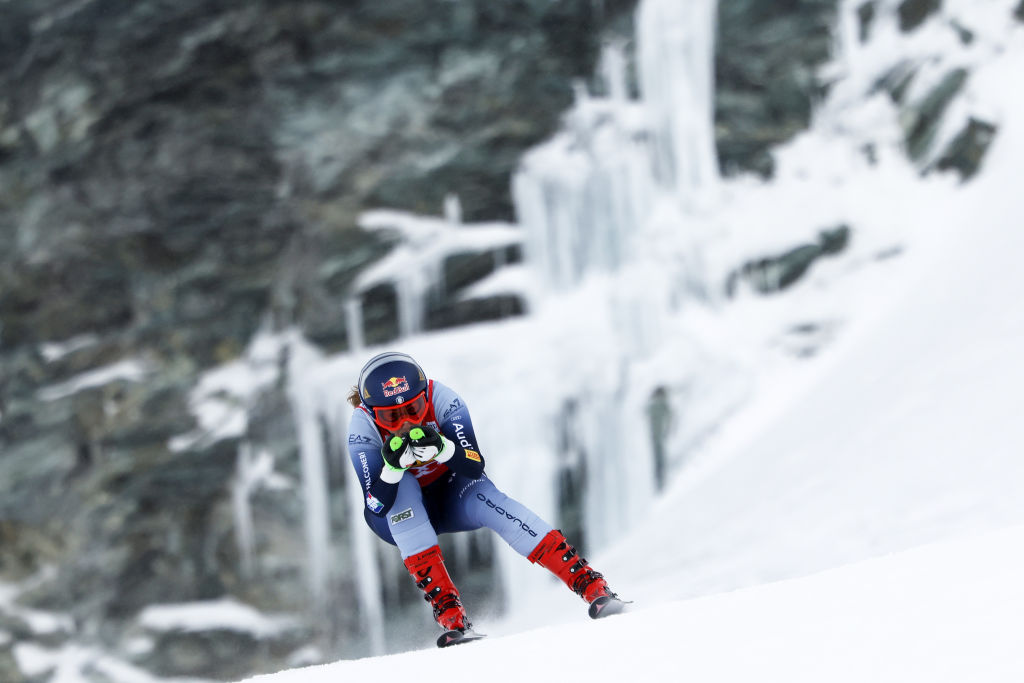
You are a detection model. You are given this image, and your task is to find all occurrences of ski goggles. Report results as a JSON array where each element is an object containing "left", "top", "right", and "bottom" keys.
[{"left": 372, "top": 390, "right": 429, "bottom": 431}]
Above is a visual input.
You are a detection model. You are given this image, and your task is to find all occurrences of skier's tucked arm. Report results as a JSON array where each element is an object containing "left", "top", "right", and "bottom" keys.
[
  {"left": 430, "top": 381, "right": 486, "bottom": 479},
  {"left": 347, "top": 410, "right": 400, "bottom": 516}
]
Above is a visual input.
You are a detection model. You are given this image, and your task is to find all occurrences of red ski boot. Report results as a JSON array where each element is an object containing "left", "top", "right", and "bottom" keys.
[
  {"left": 528, "top": 530, "right": 626, "bottom": 618},
  {"left": 403, "top": 545, "right": 471, "bottom": 632}
]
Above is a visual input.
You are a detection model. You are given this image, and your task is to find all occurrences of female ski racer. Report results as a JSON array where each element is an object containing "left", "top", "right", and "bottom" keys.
[{"left": 346, "top": 351, "right": 623, "bottom": 642}]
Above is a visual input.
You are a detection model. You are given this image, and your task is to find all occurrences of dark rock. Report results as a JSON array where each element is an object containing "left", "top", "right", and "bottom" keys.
[
  {"left": 715, "top": 0, "right": 840, "bottom": 178},
  {"left": 442, "top": 245, "right": 523, "bottom": 294},
  {"left": 764, "top": 244, "right": 822, "bottom": 291},
  {"left": 858, "top": 1, "right": 878, "bottom": 43},
  {"left": 949, "top": 20, "right": 975, "bottom": 45},
  {"left": 360, "top": 283, "right": 400, "bottom": 346},
  {"left": 861, "top": 142, "right": 878, "bottom": 165},
  {"left": 1016, "top": 0, "right": 1024, "bottom": 22},
  {"left": 931, "top": 118, "right": 997, "bottom": 181},
  {"left": 90, "top": 456, "right": 237, "bottom": 618},
  {"left": 0, "top": 648, "right": 26, "bottom": 683},
  {"left": 139, "top": 625, "right": 309, "bottom": 681},
  {"left": 0, "top": 0, "right": 637, "bottom": 364},
  {"left": 0, "top": 255, "right": 134, "bottom": 351},
  {"left": 0, "top": 4, "right": 32, "bottom": 73},
  {"left": 301, "top": 230, "right": 396, "bottom": 350},
  {"left": 779, "top": 320, "right": 841, "bottom": 358},
  {"left": 101, "top": 383, "right": 197, "bottom": 448},
  {"left": 426, "top": 295, "right": 525, "bottom": 331},
  {"left": 876, "top": 246, "right": 905, "bottom": 261},
  {"left": 0, "top": 521, "right": 66, "bottom": 579},
  {"left": 727, "top": 225, "right": 851, "bottom": 296},
  {"left": 898, "top": 0, "right": 942, "bottom": 32},
  {"left": 0, "top": 432, "right": 79, "bottom": 525},
  {"left": 904, "top": 68, "right": 968, "bottom": 162},
  {"left": 120, "top": 440, "right": 238, "bottom": 509},
  {"left": 819, "top": 224, "right": 851, "bottom": 255},
  {"left": 872, "top": 61, "right": 919, "bottom": 105}
]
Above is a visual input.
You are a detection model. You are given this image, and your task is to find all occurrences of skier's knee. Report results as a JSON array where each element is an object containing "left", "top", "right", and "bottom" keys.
[
  {"left": 389, "top": 510, "right": 437, "bottom": 556},
  {"left": 364, "top": 508, "right": 397, "bottom": 546}
]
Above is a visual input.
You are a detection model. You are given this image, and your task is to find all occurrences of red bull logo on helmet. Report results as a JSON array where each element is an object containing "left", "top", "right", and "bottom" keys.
[{"left": 382, "top": 376, "right": 410, "bottom": 397}]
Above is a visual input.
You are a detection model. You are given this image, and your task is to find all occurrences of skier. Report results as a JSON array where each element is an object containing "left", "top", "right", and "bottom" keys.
[{"left": 346, "top": 351, "right": 624, "bottom": 645}]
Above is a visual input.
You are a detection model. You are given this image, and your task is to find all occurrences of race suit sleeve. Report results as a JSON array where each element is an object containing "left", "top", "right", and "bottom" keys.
[
  {"left": 431, "top": 381, "right": 486, "bottom": 479},
  {"left": 347, "top": 408, "right": 399, "bottom": 516}
]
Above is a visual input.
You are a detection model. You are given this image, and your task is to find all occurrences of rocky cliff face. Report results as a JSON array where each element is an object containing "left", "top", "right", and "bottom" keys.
[
  {"left": 3, "top": 0, "right": 1003, "bottom": 679},
  {"left": 1, "top": 1, "right": 643, "bottom": 678},
  {"left": 716, "top": 0, "right": 839, "bottom": 177}
]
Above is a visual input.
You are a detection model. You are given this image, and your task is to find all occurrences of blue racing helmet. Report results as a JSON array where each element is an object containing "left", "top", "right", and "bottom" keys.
[{"left": 357, "top": 352, "right": 429, "bottom": 430}]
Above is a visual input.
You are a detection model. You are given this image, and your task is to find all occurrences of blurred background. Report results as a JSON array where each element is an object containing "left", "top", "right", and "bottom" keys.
[{"left": 2, "top": 0, "right": 1020, "bottom": 680}]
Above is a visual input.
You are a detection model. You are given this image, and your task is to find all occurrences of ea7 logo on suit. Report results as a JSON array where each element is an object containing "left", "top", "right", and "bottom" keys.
[{"left": 442, "top": 398, "right": 462, "bottom": 420}]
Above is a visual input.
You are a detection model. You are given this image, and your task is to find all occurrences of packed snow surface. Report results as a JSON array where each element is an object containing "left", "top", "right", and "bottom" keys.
[{"left": 245, "top": 526, "right": 1024, "bottom": 683}]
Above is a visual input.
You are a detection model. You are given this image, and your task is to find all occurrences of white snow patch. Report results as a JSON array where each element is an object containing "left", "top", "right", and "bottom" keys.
[
  {"left": 38, "top": 333, "right": 99, "bottom": 362},
  {"left": 137, "top": 598, "right": 299, "bottom": 639},
  {"left": 36, "top": 359, "right": 151, "bottom": 401},
  {"left": 0, "top": 578, "right": 74, "bottom": 637},
  {"left": 168, "top": 331, "right": 285, "bottom": 452}
]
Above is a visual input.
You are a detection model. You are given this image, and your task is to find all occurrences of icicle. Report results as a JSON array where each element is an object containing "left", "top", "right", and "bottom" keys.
[
  {"left": 396, "top": 277, "right": 422, "bottom": 338},
  {"left": 231, "top": 442, "right": 257, "bottom": 578},
  {"left": 600, "top": 40, "right": 629, "bottom": 103},
  {"left": 449, "top": 533, "right": 471, "bottom": 578},
  {"left": 338, "top": 411, "right": 386, "bottom": 654},
  {"left": 512, "top": 61, "right": 656, "bottom": 290},
  {"left": 286, "top": 336, "right": 332, "bottom": 609},
  {"left": 637, "top": 0, "right": 719, "bottom": 204},
  {"left": 443, "top": 193, "right": 462, "bottom": 225},
  {"left": 344, "top": 297, "right": 365, "bottom": 352}
]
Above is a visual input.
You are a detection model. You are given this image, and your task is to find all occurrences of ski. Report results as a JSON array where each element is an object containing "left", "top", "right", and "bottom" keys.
[
  {"left": 588, "top": 595, "right": 630, "bottom": 619},
  {"left": 436, "top": 627, "right": 487, "bottom": 648}
]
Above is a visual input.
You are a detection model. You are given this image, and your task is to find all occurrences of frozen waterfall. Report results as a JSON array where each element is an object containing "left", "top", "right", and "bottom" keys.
[
  {"left": 513, "top": 0, "right": 719, "bottom": 289},
  {"left": 284, "top": 0, "right": 725, "bottom": 654},
  {"left": 637, "top": 0, "right": 719, "bottom": 203}
]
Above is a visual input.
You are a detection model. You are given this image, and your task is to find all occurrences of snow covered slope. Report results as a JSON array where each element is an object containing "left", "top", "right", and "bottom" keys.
[
  {"left": 245, "top": 86, "right": 1024, "bottom": 678},
  {"left": 600, "top": 133, "right": 1024, "bottom": 609},
  {"left": 243, "top": 1, "right": 1024, "bottom": 679},
  {"left": 245, "top": 525, "right": 1024, "bottom": 683}
]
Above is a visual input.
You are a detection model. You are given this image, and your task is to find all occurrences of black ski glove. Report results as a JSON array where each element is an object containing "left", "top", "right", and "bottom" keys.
[
  {"left": 408, "top": 425, "right": 455, "bottom": 464},
  {"left": 382, "top": 433, "right": 416, "bottom": 472}
]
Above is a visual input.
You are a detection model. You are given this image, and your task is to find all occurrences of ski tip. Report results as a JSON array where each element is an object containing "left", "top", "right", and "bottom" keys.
[
  {"left": 588, "top": 595, "right": 630, "bottom": 620},
  {"left": 436, "top": 628, "right": 487, "bottom": 648}
]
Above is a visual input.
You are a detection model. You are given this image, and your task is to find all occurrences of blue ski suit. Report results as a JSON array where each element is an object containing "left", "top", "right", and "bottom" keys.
[{"left": 347, "top": 379, "right": 553, "bottom": 559}]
